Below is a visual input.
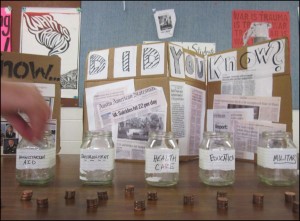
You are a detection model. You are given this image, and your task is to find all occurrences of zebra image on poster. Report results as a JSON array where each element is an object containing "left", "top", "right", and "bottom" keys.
[{"left": 20, "top": 7, "right": 81, "bottom": 98}]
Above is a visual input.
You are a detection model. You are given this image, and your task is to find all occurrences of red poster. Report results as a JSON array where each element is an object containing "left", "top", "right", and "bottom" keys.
[{"left": 232, "top": 10, "right": 290, "bottom": 48}]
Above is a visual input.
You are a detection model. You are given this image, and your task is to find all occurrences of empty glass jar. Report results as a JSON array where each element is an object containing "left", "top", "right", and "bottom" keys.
[
  {"left": 257, "top": 131, "right": 298, "bottom": 186},
  {"left": 16, "top": 130, "right": 56, "bottom": 185},
  {"left": 80, "top": 130, "right": 115, "bottom": 185},
  {"left": 145, "top": 131, "right": 179, "bottom": 187},
  {"left": 199, "top": 132, "right": 235, "bottom": 186}
]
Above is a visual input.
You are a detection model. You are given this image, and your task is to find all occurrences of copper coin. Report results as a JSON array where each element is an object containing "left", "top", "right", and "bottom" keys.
[
  {"left": 253, "top": 193, "right": 264, "bottom": 205},
  {"left": 285, "top": 191, "right": 296, "bottom": 203},
  {"left": 134, "top": 200, "right": 146, "bottom": 211},
  {"left": 217, "top": 197, "right": 228, "bottom": 210},
  {"left": 86, "top": 197, "right": 98, "bottom": 208},
  {"left": 292, "top": 201, "right": 299, "bottom": 213},
  {"left": 216, "top": 191, "right": 227, "bottom": 199},
  {"left": 183, "top": 195, "right": 194, "bottom": 205},
  {"left": 147, "top": 192, "right": 158, "bottom": 201},
  {"left": 65, "top": 189, "right": 76, "bottom": 199},
  {"left": 97, "top": 191, "right": 108, "bottom": 201}
]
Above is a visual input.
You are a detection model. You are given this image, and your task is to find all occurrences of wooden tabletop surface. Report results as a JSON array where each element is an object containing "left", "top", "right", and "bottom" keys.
[{"left": 1, "top": 154, "right": 299, "bottom": 220}]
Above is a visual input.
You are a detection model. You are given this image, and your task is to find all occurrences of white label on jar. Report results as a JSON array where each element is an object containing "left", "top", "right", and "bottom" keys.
[
  {"left": 16, "top": 148, "right": 56, "bottom": 169},
  {"left": 257, "top": 147, "right": 297, "bottom": 169},
  {"left": 145, "top": 148, "right": 179, "bottom": 173},
  {"left": 199, "top": 149, "right": 235, "bottom": 171},
  {"left": 80, "top": 148, "right": 115, "bottom": 171}
]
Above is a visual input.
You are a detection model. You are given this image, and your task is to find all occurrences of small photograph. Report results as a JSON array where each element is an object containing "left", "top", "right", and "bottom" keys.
[
  {"left": 117, "top": 113, "right": 164, "bottom": 141},
  {"left": 158, "top": 14, "right": 173, "bottom": 31},
  {"left": 227, "top": 104, "right": 259, "bottom": 120},
  {"left": 1, "top": 122, "right": 6, "bottom": 146},
  {"left": 3, "top": 138, "right": 18, "bottom": 155},
  {"left": 5, "top": 124, "right": 16, "bottom": 138}
]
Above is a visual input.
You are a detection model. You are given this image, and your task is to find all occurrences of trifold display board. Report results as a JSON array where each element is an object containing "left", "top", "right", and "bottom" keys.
[
  {"left": 1, "top": 52, "right": 61, "bottom": 154},
  {"left": 83, "top": 37, "right": 292, "bottom": 162}
]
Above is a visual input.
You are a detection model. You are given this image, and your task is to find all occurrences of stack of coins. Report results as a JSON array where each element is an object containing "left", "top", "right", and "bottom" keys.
[
  {"left": 36, "top": 197, "right": 48, "bottom": 208},
  {"left": 86, "top": 197, "right": 98, "bottom": 208},
  {"left": 285, "top": 191, "right": 296, "bottom": 203},
  {"left": 216, "top": 191, "right": 227, "bottom": 199},
  {"left": 125, "top": 185, "right": 135, "bottom": 197},
  {"left": 134, "top": 200, "right": 146, "bottom": 211},
  {"left": 97, "top": 191, "right": 108, "bottom": 201},
  {"left": 147, "top": 192, "right": 158, "bottom": 201},
  {"left": 65, "top": 189, "right": 76, "bottom": 200},
  {"left": 292, "top": 201, "right": 299, "bottom": 214},
  {"left": 20, "top": 190, "right": 33, "bottom": 201},
  {"left": 183, "top": 195, "right": 195, "bottom": 205},
  {"left": 253, "top": 193, "right": 264, "bottom": 205},
  {"left": 217, "top": 197, "right": 228, "bottom": 210}
]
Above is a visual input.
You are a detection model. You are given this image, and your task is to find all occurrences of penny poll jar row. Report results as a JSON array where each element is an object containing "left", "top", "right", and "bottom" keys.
[{"left": 15, "top": 130, "right": 298, "bottom": 187}]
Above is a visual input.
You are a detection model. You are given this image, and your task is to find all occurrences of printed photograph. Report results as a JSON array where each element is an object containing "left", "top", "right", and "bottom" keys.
[
  {"left": 158, "top": 14, "right": 172, "bottom": 31},
  {"left": 117, "top": 113, "right": 164, "bottom": 141},
  {"left": 5, "top": 124, "right": 16, "bottom": 138},
  {"left": 3, "top": 138, "right": 18, "bottom": 155},
  {"left": 1, "top": 122, "right": 6, "bottom": 146},
  {"left": 227, "top": 104, "right": 259, "bottom": 120}
]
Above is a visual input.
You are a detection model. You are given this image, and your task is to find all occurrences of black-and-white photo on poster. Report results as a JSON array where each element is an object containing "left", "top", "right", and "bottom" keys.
[{"left": 154, "top": 9, "right": 176, "bottom": 39}]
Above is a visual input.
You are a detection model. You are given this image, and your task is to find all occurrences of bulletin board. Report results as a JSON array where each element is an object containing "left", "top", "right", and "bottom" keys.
[
  {"left": 1, "top": 1, "right": 81, "bottom": 107},
  {"left": 78, "top": 1, "right": 299, "bottom": 110}
]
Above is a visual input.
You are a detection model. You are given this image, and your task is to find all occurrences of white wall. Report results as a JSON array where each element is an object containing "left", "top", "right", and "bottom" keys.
[{"left": 59, "top": 108, "right": 300, "bottom": 154}]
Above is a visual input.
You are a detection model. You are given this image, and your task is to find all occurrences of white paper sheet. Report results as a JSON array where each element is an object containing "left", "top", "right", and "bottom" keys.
[
  {"left": 87, "top": 49, "right": 109, "bottom": 80},
  {"left": 114, "top": 46, "right": 137, "bottom": 78},
  {"left": 153, "top": 9, "right": 176, "bottom": 39},
  {"left": 141, "top": 43, "right": 165, "bottom": 76},
  {"left": 85, "top": 79, "right": 135, "bottom": 131},
  {"left": 221, "top": 70, "right": 273, "bottom": 97},
  {"left": 207, "top": 108, "right": 254, "bottom": 132},
  {"left": 20, "top": 7, "right": 81, "bottom": 98},
  {"left": 213, "top": 94, "right": 281, "bottom": 122}
]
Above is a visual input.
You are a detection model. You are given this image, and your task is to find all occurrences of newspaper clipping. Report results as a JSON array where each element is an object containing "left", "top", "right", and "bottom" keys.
[
  {"left": 86, "top": 82, "right": 167, "bottom": 160},
  {"left": 170, "top": 81, "right": 206, "bottom": 156},
  {"left": 233, "top": 120, "right": 286, "bottom": 160},
  {"left": 213, "top": 94, "right": 281, "bottom": 122},
  {"left": 221, "top": 70, "right": 274, "bottom": 97}
]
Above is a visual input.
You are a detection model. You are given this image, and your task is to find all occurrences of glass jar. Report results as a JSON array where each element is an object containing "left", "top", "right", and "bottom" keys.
[
  {"left": 145, "top": 131, "right": 179, "bottom": 187},
  {"left": 16, "top": 131, "right": 56, "bottom": 185},
  {"left": 199, "top": 132, "right": 235, "bottom": 186},
  {"left": 80, "top": 130, "right": 115, "bottom": 185},
  {"left": 257, "top": 131, "right": 298, "bottom": 186}
]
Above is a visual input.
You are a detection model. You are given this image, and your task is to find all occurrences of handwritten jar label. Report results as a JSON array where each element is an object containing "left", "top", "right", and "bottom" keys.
[
  {"left": 199, "top": 149, "right": 235, "bottom": 171},
  {"left": 145, "top": 148, "right": 179, "bottom": 173},
  {"left": 16, "top": 148, "right": 56, "bottom": 169},
  {"left": 257, "top": 147, "right": 297, "bottom": 169},
  {"left": 80, "top": 148, "right": 115, "bottom": 171}
]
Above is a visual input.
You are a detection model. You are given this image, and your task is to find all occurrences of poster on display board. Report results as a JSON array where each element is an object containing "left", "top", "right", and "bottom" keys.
[
  {"left": 232, "top": 10, "right": 290, "bottom": 48},
  {"left": 1, "top": 6, "right": 12, "bottom": 52},
  {"left": 20, "top": 7, "right": 81, "bottom": 99}
]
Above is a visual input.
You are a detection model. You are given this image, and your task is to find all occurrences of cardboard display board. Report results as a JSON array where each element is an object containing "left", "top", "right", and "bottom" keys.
[
  {"left": 84, "top": 42, "right": 206, "bottom": 161},
  {"left": 206, "top": 37, "right": 292, "bottom": 162},
  {"left": 207, "top": 37, "right": 292, "bottom": 132},
  {"left": 1, "top": 51, "right": 61, "bottom": 154},
  {"left": 83, "top": 38, "right": 292, "bottom": 162}
]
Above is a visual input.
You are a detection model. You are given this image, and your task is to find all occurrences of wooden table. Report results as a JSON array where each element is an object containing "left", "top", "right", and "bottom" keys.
[{"left": 1, "top": 155, "right": 299, "bottom": 220}]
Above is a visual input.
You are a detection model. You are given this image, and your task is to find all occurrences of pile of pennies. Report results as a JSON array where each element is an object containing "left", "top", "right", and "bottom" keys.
[
  {"left": 86, "top": 197, "right": 98, "bottom": 208},
  {"left": 36, "top": 197, "right": 48, "bottom": 208},
  {"left": 252, "top": 193, "right": 264, "bottom": 206},
  {"left": 183, "top": 194, "right": 195, "bottom": 206},
  {"left": 216, "top": 191, "right": 228, "bottom": 210},
  {"left": 20, "top": 190, "right": 33, "bottom": 201},
  {"left": 125, "top": 185, "right": 135, "bottom": 198}
]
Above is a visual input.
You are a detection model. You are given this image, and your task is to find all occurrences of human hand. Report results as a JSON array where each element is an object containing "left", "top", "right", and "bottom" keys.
[{"left": 1, "top": 79, "right": 51, "bottom": 143}]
